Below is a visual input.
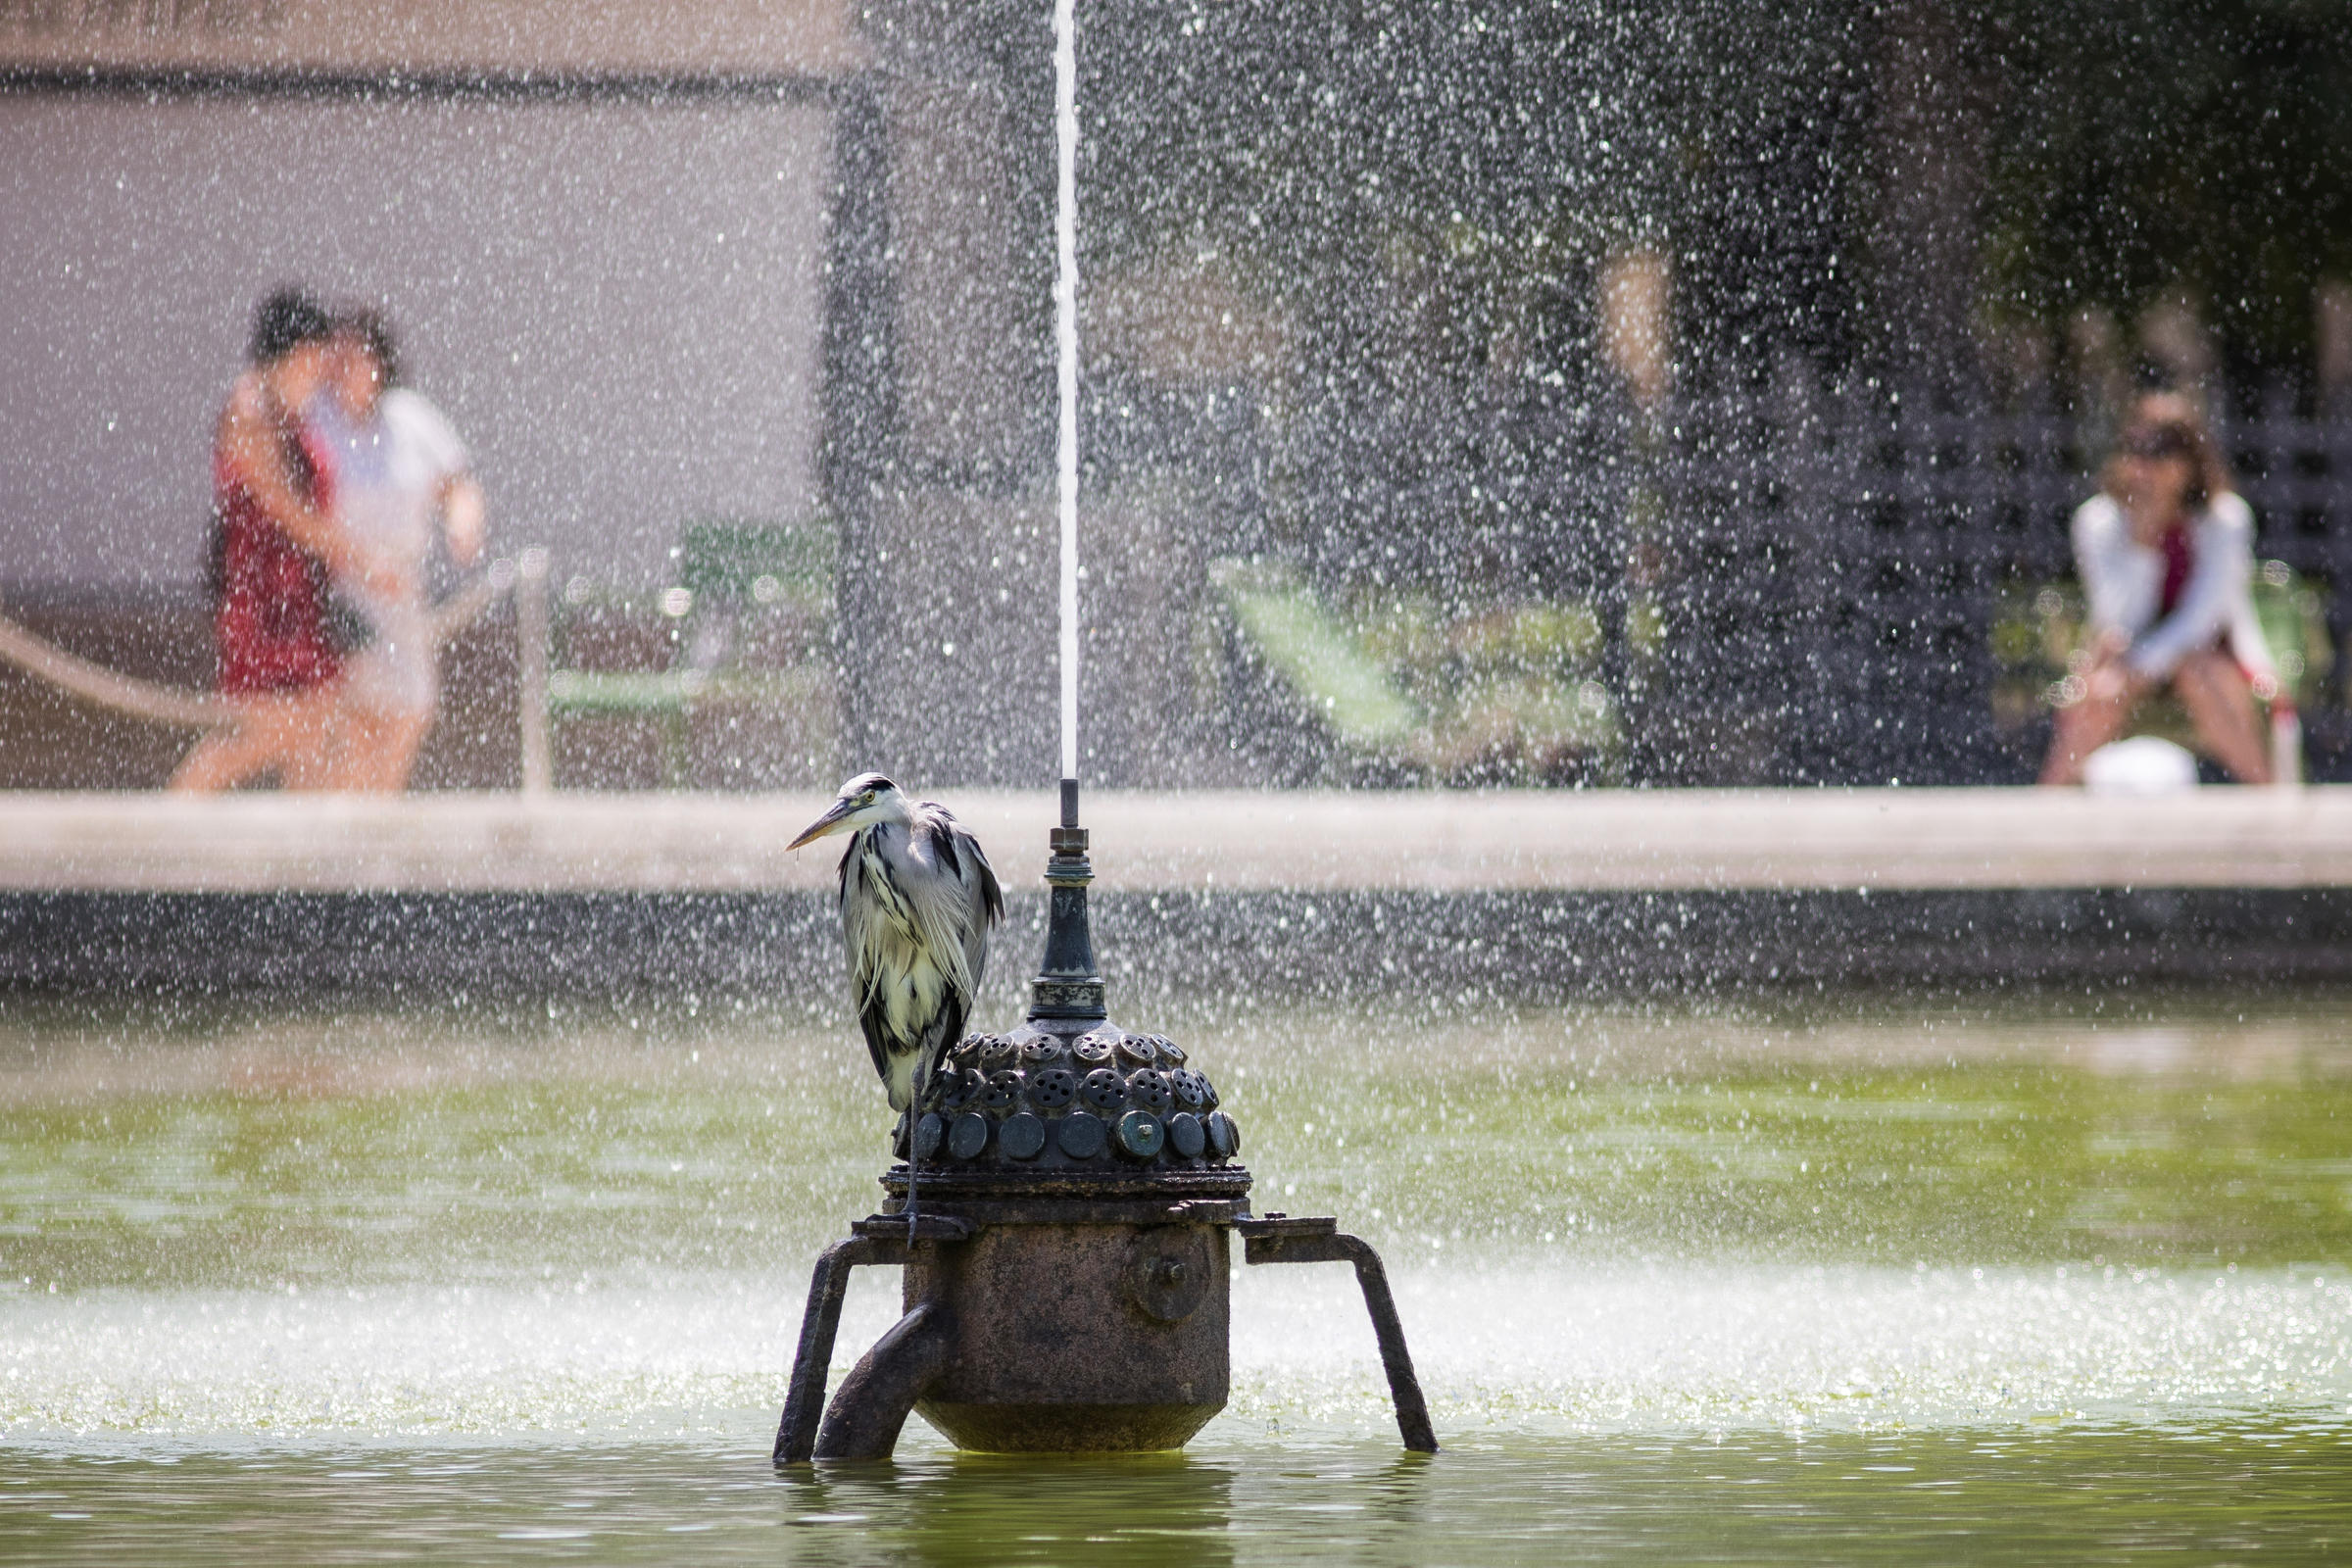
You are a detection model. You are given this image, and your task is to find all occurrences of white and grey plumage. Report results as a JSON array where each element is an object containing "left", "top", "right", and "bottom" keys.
[{"left": 788, "top": 773, "right": 1004, "bottom": 1112}]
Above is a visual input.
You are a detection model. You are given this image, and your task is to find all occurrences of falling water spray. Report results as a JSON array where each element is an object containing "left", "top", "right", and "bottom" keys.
[{"left": 768, "top": 1, "right": 1433, "bottom": 1462}]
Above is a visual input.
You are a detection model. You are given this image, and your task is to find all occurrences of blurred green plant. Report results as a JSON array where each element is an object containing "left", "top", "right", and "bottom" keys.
[
  {"left": 546, "top": 517, "right": 840, "bottom": 788},
  {"left": 1213, "top": 560, "right": 1622, "bottom": 784}
]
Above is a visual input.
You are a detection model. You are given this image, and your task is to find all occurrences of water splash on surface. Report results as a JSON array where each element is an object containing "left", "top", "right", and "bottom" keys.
[{"left": 6, "top": 1263, "right": 2348, "bottom": 1446}]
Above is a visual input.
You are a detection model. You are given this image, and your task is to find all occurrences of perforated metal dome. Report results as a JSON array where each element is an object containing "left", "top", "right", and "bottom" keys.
[{"left": 900, "top": 1020, "right": 1242, "bottom": 1174}]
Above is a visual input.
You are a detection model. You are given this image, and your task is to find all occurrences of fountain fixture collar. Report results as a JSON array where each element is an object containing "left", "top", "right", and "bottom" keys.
[{"left": 1029, "top": 775, "right": 1104, "bottom": 1022}]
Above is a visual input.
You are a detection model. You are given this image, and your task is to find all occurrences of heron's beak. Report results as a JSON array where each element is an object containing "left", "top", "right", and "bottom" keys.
[{"left": 787, "top": 799, "right": 858, "bottom": 851}]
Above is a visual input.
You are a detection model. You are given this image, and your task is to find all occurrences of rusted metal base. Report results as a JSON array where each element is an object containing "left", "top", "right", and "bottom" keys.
[
  {"left": 905, "top": 1206, "right": 1230, "bottom": 1452},
  {"left": 912, "top": 1400, "right": 1219, "bottom": 1452},
  {"left": 774, "top": 1177, "right": 1437, "bottom": 1462}
]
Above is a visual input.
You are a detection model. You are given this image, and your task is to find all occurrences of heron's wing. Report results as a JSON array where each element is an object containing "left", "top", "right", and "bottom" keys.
[
  {"left": 906, "top": 806, "right": 999, "bottom": 1005},
  {"left": 856, "top": 987, "right": 896, "bottom": 1086},
  {"left": 917, "top": 819, "right": 987, "bottom": 1099},
  {"left": 922, "top": 980, "right": 971, "bottom": 1083},
  {"left": 836, "top": 834, "right": 897, "bottom": 1083},
  {"left": 913, "top": 804, "right": 1001, "bottom": 920},
  {"left": 954, "top": 820, "right": 1002, "bottom": 994},
  {"left": 966, "top": 827, "right": 1004, "bottom": 925}
]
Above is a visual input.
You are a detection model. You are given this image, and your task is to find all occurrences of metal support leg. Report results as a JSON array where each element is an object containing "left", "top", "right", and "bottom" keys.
[
  {"left": 1328, "top": 1233, "right": 1438, "bottom": 1453},
  {"left": 813, "top": 1302, "right": 955, "bottom": 1460},
  {"left": 774, "top": 1235, "right": 894, "bottom": 1464},
  {"left": 1241, "top": 1218, "right": 1438, "bottom": 1452},
  {"left": 775, "top": 1214, "right": 969, "bottom": 1466}
]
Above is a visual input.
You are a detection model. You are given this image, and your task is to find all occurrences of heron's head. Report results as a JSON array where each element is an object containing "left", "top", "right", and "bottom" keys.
[{"left": 787, "top": 772, "right": 907, "bottom": 850}]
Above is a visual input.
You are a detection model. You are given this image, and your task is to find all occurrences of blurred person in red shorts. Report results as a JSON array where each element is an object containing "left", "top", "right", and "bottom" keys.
[{"left": 171, "top": 288, "right": 380, "bottom": 792}]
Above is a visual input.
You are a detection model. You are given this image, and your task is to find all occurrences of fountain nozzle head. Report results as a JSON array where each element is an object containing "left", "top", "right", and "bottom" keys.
[{"left": 1030, "top": 775, "right": 1104, "bottom": 1021}]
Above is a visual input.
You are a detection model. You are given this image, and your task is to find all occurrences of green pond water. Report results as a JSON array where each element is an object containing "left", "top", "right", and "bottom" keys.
[{"left": 2, "top": 990, "right": 2349, "bottom": 1562}]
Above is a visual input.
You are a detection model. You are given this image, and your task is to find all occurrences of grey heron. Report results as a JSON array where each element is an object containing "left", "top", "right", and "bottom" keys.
[{"left": 788, "top": 773, "right": 1004, "bottom": 1126}]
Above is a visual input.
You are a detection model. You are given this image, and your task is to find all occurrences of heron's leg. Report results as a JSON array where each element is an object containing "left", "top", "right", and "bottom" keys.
[
  {"left": 812, "top": 1301, "right": 954, "bottom": 1460},
  {"left": 904, "top": 1065, "right": 930, "bottom": 1240}
]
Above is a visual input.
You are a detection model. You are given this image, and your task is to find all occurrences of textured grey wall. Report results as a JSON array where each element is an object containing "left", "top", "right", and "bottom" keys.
[{"left": 0, "top": 91, "right": 831, "bottom": 592}]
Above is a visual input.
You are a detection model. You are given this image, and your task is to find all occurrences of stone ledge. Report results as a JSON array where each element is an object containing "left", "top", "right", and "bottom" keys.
[{"left": 0, "top": 787, "right": 2347, "bottom": 894}]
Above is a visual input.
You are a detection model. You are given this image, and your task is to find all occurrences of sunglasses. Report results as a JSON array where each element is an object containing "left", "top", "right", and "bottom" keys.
[{"left": 2118, "top": 425, "right": 2195, "bottom": 461}]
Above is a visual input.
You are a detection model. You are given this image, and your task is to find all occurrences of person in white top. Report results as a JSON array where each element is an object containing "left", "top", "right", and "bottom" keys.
[
  {"left": 310, "top": 309, "right": 487, "bottom": 791},
  {"left": 2040, "top": 393, "right": 2274, "bottom": 785}
]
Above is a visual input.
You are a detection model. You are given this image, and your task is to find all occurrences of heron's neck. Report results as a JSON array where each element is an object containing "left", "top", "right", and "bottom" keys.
[{"left": 853, "top": 810, "right": 913, "bottom": 856}]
